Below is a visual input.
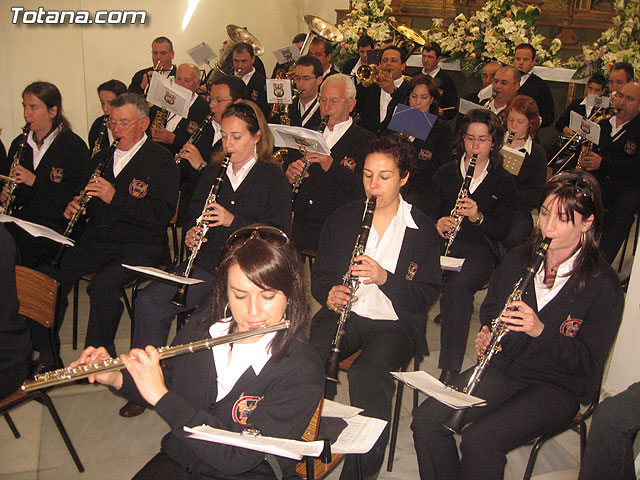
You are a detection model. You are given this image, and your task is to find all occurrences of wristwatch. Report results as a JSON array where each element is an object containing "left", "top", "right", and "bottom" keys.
[{"left": 471, "top": 212, "right": 484, "bottom": 226}]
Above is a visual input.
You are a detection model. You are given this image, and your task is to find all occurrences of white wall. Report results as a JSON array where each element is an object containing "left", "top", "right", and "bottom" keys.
[{"left": 0, "top": 0, "right": 348, "bottom": 146}]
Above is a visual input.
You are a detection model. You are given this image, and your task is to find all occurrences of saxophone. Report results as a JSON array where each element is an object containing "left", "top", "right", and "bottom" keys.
[
  {"left": 443, "top": 154, "right": 478, "bottom": 257},
  {"left": 325, "top": 196, "right": 376, "bottom": 383},
  {"left": 291, "top": 116, "right": 328, "bottom": 203},
  {"left": 50, "top": 140, "right": 120, "bottom": 267},
  {"left": 151, "top": 107, "right": 168, "bottom": 132},
  {"left": 0, "top": 124, "right": 30, "bottom": 215},
  {"left": 574, "top": 107, "right": 618, "bottom": 170},
  {"left": 442, "top": 236, "right": 552, "bottom": 433},
  {"left": 482, "top": 93, "right": 497, "bottom": 108},
  {"left": 174, "top": 112, "right": 215, "bottom": 164},
  {"left": 170, "top": 154, "right": 231, "bottom": 307},
  {"left": 91, "top": 115, "right": 109, "bottom": 158},
  {"left": 506, "top": 132, "right": 515, "bottom": 146}
]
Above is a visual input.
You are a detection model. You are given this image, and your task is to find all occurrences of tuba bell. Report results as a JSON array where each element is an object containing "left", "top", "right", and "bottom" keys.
[
  {"left": 205, "top": 25, "right": 264, "bottom": 87},
  {"left": 299, "top": 15, "right": 344, "bottom": 56},
  {"left": 386, "top": 20, "right": 427, "bottom": 56}
]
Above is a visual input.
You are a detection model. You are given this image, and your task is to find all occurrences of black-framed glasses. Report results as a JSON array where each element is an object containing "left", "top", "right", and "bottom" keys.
[
  {"left": 225, "top": 225, "right": 290, "bottom": 249},
  {"left": 549, "top": 172, "right": 595, "bottom": 202}
]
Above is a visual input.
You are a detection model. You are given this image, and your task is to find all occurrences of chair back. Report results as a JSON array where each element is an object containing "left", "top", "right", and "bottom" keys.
[
  {"left": 301, "top": 398, "right": 323, "bottom": 442},
  {"left": 15, "top": 265, "right": 58, "bottom": 329}
]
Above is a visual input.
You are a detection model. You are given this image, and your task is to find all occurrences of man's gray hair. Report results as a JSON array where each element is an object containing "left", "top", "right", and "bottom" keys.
[
  {"left": 110, "top": 93, "right": 149, "bottom": 118},
  {"left": 321, "top": 74, "right": 357, "bottom": 100}
]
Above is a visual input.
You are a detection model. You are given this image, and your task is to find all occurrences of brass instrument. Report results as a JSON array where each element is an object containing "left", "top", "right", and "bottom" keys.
[
  {"left": 207, "top": 25, "right": 264, "bottom": 85},
  {"left": 143, "top": 60, "right": 163, "bottom": 99},
  {"left": 442, "top": 237, "right": 551, "bottom": 433},
  {"left": 151, "top": 107, "right": 168, "bottom": 132},
  {"left": 171, "top": 154, "right": 231, "bottom": 307},
  {"left": 22, "top": 321, "right": 290, "bottom": 392},
  {"left": 356, "top": 64, "right": 387, "bottom": 88},
  {"left": 91, "top": 115, "right": 109, "bottom": 158},
  {"left": 291, "top": 116, "right": 328, "bottom": 203},
  {"left": 506, "top": 132, "right": 515, "bottom": 146},
  {"left": 299, "top": 15, "right": 344, "bottom": 56},
  {"left": 175, "top": 112, "right": 215, "bottom": 164},
  {"left": 443, "top": 154, "right": 478, "bottom": 257},
  {"left": 0, "top": 124, "right": 30, "bottom": 216},
  {"left": 386, "top": 20, "right": 427, "bottom": 56},
  {"left": 325, "top": 196, "right": 376, "bottom": 383},
  {"left": 51, "top": 140, "right": 120, "bottom": 267},
  {"left": 482, "top": 93, "right": 497, "bottom": 108},
  {"left": 269, "top": 69, "right": 297, "bottom": 126}
]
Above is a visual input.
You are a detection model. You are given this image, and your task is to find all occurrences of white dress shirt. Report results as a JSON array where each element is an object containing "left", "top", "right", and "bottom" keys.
[
  {"left": 534, "top": 248, "right": 580, "bottom": 310},
  {"left": 423, "top": 66, "right": 441, "bottom": 78},
  {"left": 459, "top": 154, "right": 489, "bottom": 194},
  {"left": 379, "top": 77, "right": 405, "bottom": 122},
  {"left": 240, "top": 68, "right": 256, "bottom": 86},
  {"left": 227, "top": 156, "right": 257, "bottom": 190},
  {"left": 323, "top": 117, "right": 353, "bottom": 149},
  {"left": 27, "top": 126, "right": 61, "bottom": 170},
  {"left": 352, "top": 196, "right": 418, "bottom": 320},
  {"left": 112, "top": 133, "right": 147, "bottom": 177},
  {"left": 211, "top": 119, "right": 222, "bottom": 147}
]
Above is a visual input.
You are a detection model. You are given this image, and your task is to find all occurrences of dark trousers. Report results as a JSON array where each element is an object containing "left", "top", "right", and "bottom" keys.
[
  {"left": 133, "top": 452, "right": 190, "bottom": 480},
  {"left": 40, "top": 236, "right": 163, "bottom": 355},
  {"left": 310, "top": 309, "right": 415, "bottom": 479},
  {"left": 411, "top": 366, "right": 578, "bottom": 480},
  {"left": 502, "top": 211, "right": 533, "bottom": 254},
  {"left": 132, "top": 263, "right": 214, "bottom": 349},
  {"left": 578, "top": 381, "right": 640, "bottom": 480},
  {"left": 0, "top": 357, "right": 30, "bottom": 401},
  {"left": 439, "top": 242, "right": 496, "bottom": 372},
  {"left": 5, "top": 221, "right": 59, "bottom": 269},
  {"left": 600, "top": 183, "right": 640, "bottom": 263}
]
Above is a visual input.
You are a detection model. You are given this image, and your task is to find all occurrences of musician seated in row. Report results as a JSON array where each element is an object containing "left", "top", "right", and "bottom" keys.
[
  {"left": 40, "top": 93, "right": 179, "bottom": 369},
  {"left": 2, "top": 81, "right": 89, "bottom": 268},
  {"left": 288, "top": 55, "right": 323, "bottom": 129},
  {"left": 71, "top": 225, "right": 324, "bottom": 480},
  {"left": 417, "top": 42, "right": 458, "bottom": 120},
  {"left": 341, "top": 34, "right": 375, "bottom": 80},
  {"left": 285, "top": 74, "right": 375, "bottom": 252},
  {"left": 402, "top": 74, "right": 453, "bottom": 213},
  {"left": 270, "top": 32, "right": 306, "bottom": 78},
  {"left": 124, "top": 101, "right": 291, "bottom": 418},
  {"left": 412, "top": 171, "right": 624, "bottom": 480},
  {"left": 499, "top": 95, "right": 547, "bottom": 252},
  {"left": 128, "top": 36, "right": 177, "bottom": 95},
  {"left": 310, "top": 134, "right": 441, "bottom": 479},
  {"left": 232, "top": 42, "right": 269, "bottom": 117},
  {"left": 608, "top": 61, "right": 635, "bottom": 108},
  {"left": 485, "top": 66, "right": 521, "bottom": 116},
  {"left": 309, "top": 37, "right": 339, "bottom": 80},
  {"left": 555, "top": 73, "right": 607, "bottom": 137},
  {"left": 355, "top": 46, "right": 410, "bottom": 136},
  {"left": 88, "top": 80, "right": 127, "bottom": 155},
  {"left": 425, "top": 109, "right": 515, "bottom": 385},
  {"left": 513, "top": 43, "right": 555, "bottom": 129},
  {"left": 580, "top": 81, "right": 640, "bottom": 264}
]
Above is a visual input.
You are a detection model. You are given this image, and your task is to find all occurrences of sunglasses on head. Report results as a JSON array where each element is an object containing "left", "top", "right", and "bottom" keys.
[
  {"left": 549, "top": 172, "right": 595, "bottom": 203},
  {"left": 225, "top": 225, "right": 290, "bottom": 250}
]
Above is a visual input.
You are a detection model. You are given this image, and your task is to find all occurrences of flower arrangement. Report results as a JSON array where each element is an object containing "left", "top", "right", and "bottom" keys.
[
  {"left": 422, "top": 0, "right": 561, "bottom": 77},
  {"left": 565, "top": 0, "right": 640, "bottom": 79},
  {"left": 333, "top": 0, "right": 394, "bottom": 71}
]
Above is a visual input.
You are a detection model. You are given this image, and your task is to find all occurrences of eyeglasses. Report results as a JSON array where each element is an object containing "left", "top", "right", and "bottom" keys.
[
  {"left": 107, "top": 119, "right": 141, "bottom": 129},
  {"left": 293, "top": 76, "right": 317, "bottom": 82},
  {"left": 319, "top": 97, "right": 346, "bottom": 106},
  {"left": 463, "top": 134, "right": 492, "bottom": 144},
  {"left": 225, "top": 225, "right": 290, "bottom": 249},
  {"left": 549, "top": 172, "right": 595, "bottom": 202}
]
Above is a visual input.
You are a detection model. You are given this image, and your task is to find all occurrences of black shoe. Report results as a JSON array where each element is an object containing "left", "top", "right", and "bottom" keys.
[
  {"left": 439, "top": 370, "right": 458, "bottom": 386},
  {"left": 433, "top": 314, "right": 442, "bottom": 325}
]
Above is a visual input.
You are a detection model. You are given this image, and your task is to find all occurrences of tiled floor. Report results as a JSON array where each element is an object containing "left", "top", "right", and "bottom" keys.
[{"left": 1, "top": 239, "right": 634, "bottom": 479}]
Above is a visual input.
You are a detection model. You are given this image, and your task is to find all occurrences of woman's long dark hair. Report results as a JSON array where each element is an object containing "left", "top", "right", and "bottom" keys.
[
  {"left": 22, "top": 81, "right": 71, "bottom": 132},
  {"left": 453, "top": 109, "right": 505, "bottom": 170},
  {"left": 408, "top": 74, "right": 440, "bottom": 115},
  {"left": 206, "top": 228, "right": 309, "bottom": 359},
  {"left": 523, "top": 170, "right": 604, "bottom": 293}
]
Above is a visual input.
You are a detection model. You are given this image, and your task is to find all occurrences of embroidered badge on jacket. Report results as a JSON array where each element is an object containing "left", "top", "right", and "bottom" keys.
[
  {"left": 129, "top": 179, "right": 148, "bottom": 198},
  {"left": 559, "top": 315, "right": 583, "bottom": 338},
  {"left": 406, "top": 262, "right": 418, "bottom": 280},
  {"left": 340, "top": 156, "right": 356, "bottom": 171},
  {"left": 186, "top": 120, "right": 199, "bottom": 135},
  {"left": 232, "top": 394, "right": 263, "bottom": 425},
  {"left": 624, "top": 141, "right": 636, "bottom": 155},
  {"left": 418, "top": 149, "right": 432, "bottom": 161},
  {"left": 49, "top": 167, "right": 64, "bottom": 183}
]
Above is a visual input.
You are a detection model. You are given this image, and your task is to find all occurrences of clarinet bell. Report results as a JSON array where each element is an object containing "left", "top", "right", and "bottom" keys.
[{"left": 170, "top": 285, "right": 187, "bottom": 307}]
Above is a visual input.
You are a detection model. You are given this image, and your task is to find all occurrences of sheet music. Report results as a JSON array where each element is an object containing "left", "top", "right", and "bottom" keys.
[
  {"left": 268, "top": 124, "right": 331, "bottom": 155},
  {"left": 122, "top": 264, "right": 204, "bottom": 285},
  {"left": 184, "top": 425, "right": 325, "bottom": 460},
  {"left": 459, "top": 98, "right": 487, "bottom": 115},
  {"left": 569, "top": 111, "right": 601, "bottom": 145},
  {"left": 321, "top": 399, "right": 363, "bottom": 418},
  {"left": 391, "top": 371, "right": 486, "bottom": 409},
  {"left": 441, "top": 256, "right": 465, "bottom": 272},
  {"left": 330, "top": 415, "right": 387, "bottom": 454},
  {"left": 147, "top": 74, "right": 191, "bottom": 118},
  {"left": 500, "top": 146, "right": 526, "bottom": 176},
  {"left": 0, "top": 214, "right": 74, "bottom": 246},
  {"left": 187, "top": 42, "right": 217, "bottom": 65}
]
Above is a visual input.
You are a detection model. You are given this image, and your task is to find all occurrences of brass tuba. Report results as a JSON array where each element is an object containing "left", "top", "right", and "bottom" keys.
[
  {"left": 299, "top": 15, "right": 344, "bottom": 56},
  {"left": 206, "top": 25, "right": 264, "bottom": 87},
  {"left": 386, "top": 20, "right": 427, "bottom": 56}
]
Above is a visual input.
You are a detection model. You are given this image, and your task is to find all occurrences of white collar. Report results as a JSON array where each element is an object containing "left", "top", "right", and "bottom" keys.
[
  {"left": 459, "top": 154, "right": 489, "bottom": 194},
  {"left": 504, "top": 132, "right": 533, "bottom": 155},
  {"left": 322, "top": 66, "right": 332, "bottom": 78},
  {"left": 226, "top": 156, "right": 257, "bottom": 190},
  {"left": 423, "top": 66, "right": 441, "bottom": 78},
  {"left": 396, "top": 194, "right": 418, "bottom": 229},
  {"left": 520, "top": 72, "right": 532, "bottom": 86},
  {"left": 113, "top": 133, "right": 147, "bottom": 177},
  {"left": 241, "top": 68, "right": 256, "bottom": 85},
  {"left": 392, "top": 76, "right": 405, "bottom": 88}
]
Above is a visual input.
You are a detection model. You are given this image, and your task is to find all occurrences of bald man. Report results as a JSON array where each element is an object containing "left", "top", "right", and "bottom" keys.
[
  {"left": 486, "top": 66, "right": 521, "bottom": 115},
  {"left": 581, "top": 81, "right": 640, "bottom": 263}
]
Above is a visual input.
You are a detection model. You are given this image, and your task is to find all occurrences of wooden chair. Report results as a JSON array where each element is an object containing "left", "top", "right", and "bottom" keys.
[{"left": 1, "top": 266, "right": 84, "bottom": 472}]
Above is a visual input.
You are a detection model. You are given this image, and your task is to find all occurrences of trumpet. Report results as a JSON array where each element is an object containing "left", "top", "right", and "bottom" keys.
[
  {"left": 143, "top": 60, "right": 164, "bottom": 99},
  {"left": 51, "top": 140, "right": 120, "bottom": 267},
  {"left": 171, "top": 154, "right": 231, "bottom": 307},
  {"left": 22, "top": 321, "right": 290, "bottom": 392},
  {"left": 0, "top": 124, "right": 30, "bottom": 216},
  {"left": 91, "top": 115, "right": 109, "bottom": 158},
  {"left": 443, "top": 154, "right": 478, "bottom": 257},
  {"left": 325, "top": 196, "right": 376, "bottom": 383},
  {"left": 442, "top": 237, "right": 551, "bottom": 433},
  {"left": 291, "top": 116, "right": 328, "bottom": 203},
  {"left": 174, "top": 112, "right": 215, "bottom": 164},
  {"left": 356, "top": 65, "right": 389, "bottom": 88}
]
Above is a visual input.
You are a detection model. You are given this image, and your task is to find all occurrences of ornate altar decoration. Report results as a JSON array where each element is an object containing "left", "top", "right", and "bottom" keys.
[
  {"left": 420, "top": 0, "right": 562, "bottom": 77},
  {"left": 565, "top": 0, "right": 640, "bottom": 79}
]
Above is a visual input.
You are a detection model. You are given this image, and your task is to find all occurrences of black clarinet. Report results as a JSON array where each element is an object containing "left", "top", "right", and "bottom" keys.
[
  {"left": 174, "top": 112, "right": 215, "bottom": 164},
  {"left": 51, "top": 140, "right": 119, "bottom": 267},
  {"left": 0, "top": 124, "right": 30, "bottom": 215},
  {"left": 291, "top": 116, "right": 328, "bottom": 204},
  {"left": 91, "top": 115, "right": 109, "bottom": 158},
  {"left": 325, "top": 196, "right": 376, "bottom": 382},
  {"left": 442, "top": 237, "right": 552, "bottom": 433}
]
